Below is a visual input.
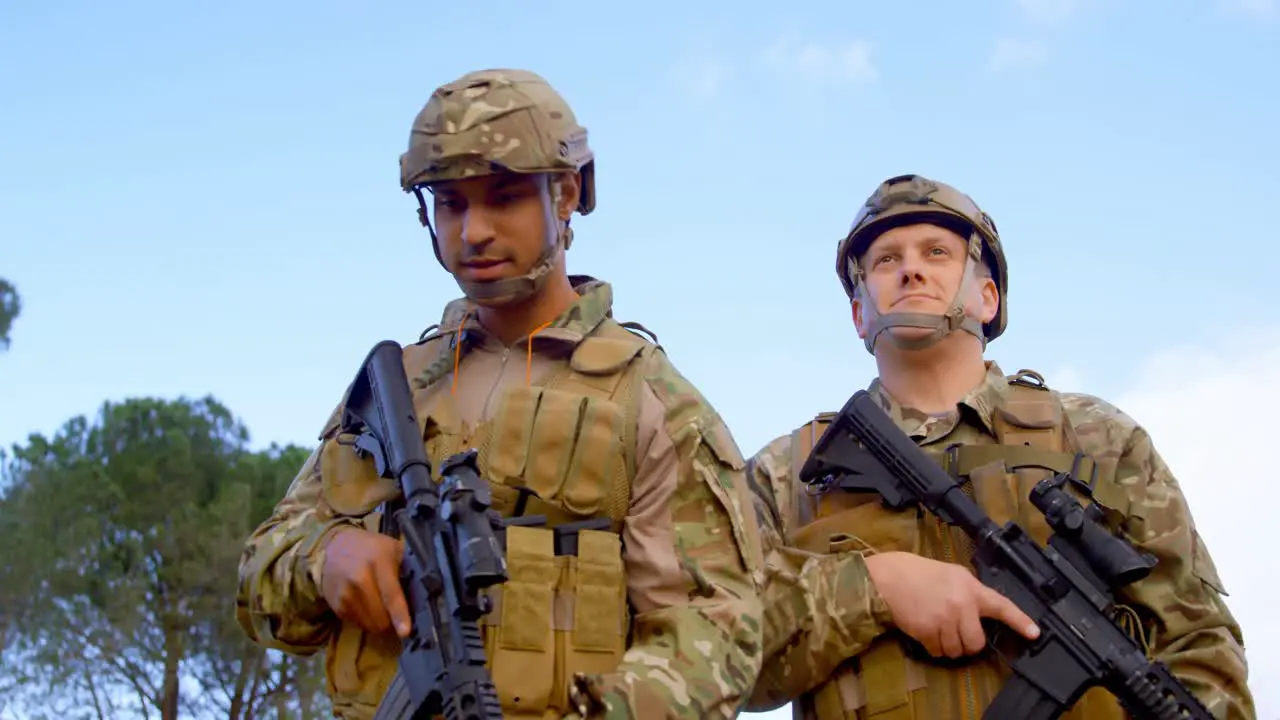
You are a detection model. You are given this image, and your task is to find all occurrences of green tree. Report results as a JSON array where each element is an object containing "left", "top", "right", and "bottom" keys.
[
  {"left": 187, "top": 442, "right": 330, "bottom": 720},
  {"left": 0, "top": 277, "right": 19, "bottom": 350},
  {"left": 0, "top": 396, "right": 331, "bottom": 719}
]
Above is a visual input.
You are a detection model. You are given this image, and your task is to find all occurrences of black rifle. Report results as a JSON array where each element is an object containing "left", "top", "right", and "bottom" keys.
[
  {"left": 339, "top": 340, "right": 506, "bottom": 720},
  {"left": 799, "top": 389, "right": 1213, "bottom": 720}
]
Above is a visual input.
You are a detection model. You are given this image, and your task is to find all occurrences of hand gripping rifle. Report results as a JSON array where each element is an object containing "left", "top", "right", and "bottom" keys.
[
  {"left": 339, "top": 340, "right": 506, "bottom": 720},
  {"left": 799, "top": 389, "right": 1214, "bottom": 720}
]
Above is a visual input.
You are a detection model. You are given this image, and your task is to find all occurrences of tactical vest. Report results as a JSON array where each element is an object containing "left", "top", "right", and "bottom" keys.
[
  {"left": 785, "top": 370, "right": 1140, "bottom": 720},
  {"left": 315, "top": 318, "right": 656, "bottom": 719}
]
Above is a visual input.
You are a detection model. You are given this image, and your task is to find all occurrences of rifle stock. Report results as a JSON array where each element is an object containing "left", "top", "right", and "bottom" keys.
[{"left": 799, "top": 389, "right": 1214, "bottom": 720}]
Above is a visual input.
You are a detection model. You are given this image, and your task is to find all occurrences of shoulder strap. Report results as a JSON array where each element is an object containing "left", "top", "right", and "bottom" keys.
[
  {"left": 960, "top": 368, "right": 1109, "bottom": 493},
  {"left": 991, "top": 369, "right": 1065, "bottom": 451},
  {"left": 406, "top": 325, "right": 468, "bottom": 391},
  {"left": 616, "top": 319, "right": 661, "bottom": 348},
  {"left": 537, "top": 319, "right": 657, "bottom": 523},
  {"left": 543, "top": 320, "right": 650, "bottom": 398},
  {"left": 789, "top": 412, "right": 835, "bottom": 528}
]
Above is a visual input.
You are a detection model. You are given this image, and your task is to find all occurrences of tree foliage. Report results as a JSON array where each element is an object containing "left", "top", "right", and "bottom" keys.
[
  {"left": 0, "top": 277, "right": 19, "bottom": 351},
  {"left": 0, "top": 395, "right": 330, "bottom": 719}
]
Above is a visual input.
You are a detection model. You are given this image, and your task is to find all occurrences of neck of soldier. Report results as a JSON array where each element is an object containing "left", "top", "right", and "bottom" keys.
[
  {"left": 476, "top": 272, "right": 579, "bottom": 347},
  {"left": 873, "top": 330, "right": 988, "bottom": 415}
]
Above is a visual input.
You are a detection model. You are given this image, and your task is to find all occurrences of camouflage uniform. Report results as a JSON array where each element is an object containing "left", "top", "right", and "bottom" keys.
[
  {"left": 743, "top": 174, "right": 1254, "bottom": 720},
  {"left": 234, "top": 69, "right": 765, "bottom": 720}
]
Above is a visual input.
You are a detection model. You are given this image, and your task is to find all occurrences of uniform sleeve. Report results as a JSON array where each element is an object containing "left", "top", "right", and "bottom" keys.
[
  {"left": 567, "top": 351, "right": 765, "bottom": 720},
  {"left": 1068, "top": 395, "right": 1255, "bottom": 720},
  {"left": 235, "top": 426, "right": 364, "bottom": 655},
  {"left": 741, "top": 434, "right": 892, "bottom": 712}
]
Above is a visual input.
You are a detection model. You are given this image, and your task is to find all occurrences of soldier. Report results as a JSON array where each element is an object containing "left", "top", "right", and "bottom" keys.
[
  {"left": 235, "top": 68, "right": 765, "bottom": 720},
  {"left": 743, "top": 173, "right": 1254, "bottom": 719}
]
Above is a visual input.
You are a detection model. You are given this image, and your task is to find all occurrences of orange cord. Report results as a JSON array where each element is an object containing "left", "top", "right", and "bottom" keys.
[
  {"left": 451, "top": 311, "right": 553, "bottom": 393},
  {"left": 450, "top": 309, "right": 473, "bottom": 396},
  {"left": 526, "top": 320, "right": 554, "bottom": 384}
]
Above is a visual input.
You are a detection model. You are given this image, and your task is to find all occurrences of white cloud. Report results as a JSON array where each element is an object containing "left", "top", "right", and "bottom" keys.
[
  {"left": 761, "top": 34, "right": 877, "bottom": 85},
  {"left": 987, "top": 0, "right": 1087, "bottom": 74},
  {"left": 987, "top": 36, "right": 1050, "bottom": 72},
  {"left": 1013, "top": 0, "right": 1081, "bottom": 27},
  {"left": 1219, "top": 0, "right": 1279, "bottom": 20},
  {"left": 1042, "top": 363, "right": 1084, "bottom": 392},
  {"left": 672, "top": 56, "right": 732, "bottom": 101},
  {"left": 1111, "top": 332, "right": 1279, "bottom": 717}
]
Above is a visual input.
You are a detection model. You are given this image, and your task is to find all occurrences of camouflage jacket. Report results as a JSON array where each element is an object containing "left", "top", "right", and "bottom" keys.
[
  {"left": 235, "top": 277, "right": 765, "bottom": 719},
  {"left": 743, "top": 362, "right": 1253, "bottom": 720}
]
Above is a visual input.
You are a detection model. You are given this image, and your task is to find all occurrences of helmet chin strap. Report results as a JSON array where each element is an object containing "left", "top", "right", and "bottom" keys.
[
  {"left": 857, "top": 233, "right": 988, "bottom": 354},
  {"left": 453, "top": 239, "right": 558, "bottom": 306},
  {"left": 416, "top": 178, "right": 572, "bottom": 307}
]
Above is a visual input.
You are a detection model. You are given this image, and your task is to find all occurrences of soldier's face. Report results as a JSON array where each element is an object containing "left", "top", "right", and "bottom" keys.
[
  {"left": 853, "top": 223, "right": 998, "bottom": 342},
  {"left": 430, "top": 172, "right": 579, "bottom": 284}
]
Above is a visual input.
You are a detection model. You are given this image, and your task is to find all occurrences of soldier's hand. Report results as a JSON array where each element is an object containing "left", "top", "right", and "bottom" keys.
[
  {"left": 320, "top": 526, "right": 412, "bottom": 639},
  {"left": 865, "top": 551, "right": 1039, "bottom": 659}
]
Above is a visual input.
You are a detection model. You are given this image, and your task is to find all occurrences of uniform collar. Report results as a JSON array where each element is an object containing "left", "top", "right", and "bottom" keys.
[
  {"left": 434, "top": 275, "right": 617, "bottom": 353},
  {"left": 865, "top": 361, "right": 1010, "bottom": 442}
]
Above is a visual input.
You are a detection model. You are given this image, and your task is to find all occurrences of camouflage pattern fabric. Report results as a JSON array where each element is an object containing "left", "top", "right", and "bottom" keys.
[
  {"left": 398, "top": 68, "right": 596, "bottom": 305},
  {"left": 399, "top": 67, "right": 595, "bottom": 206},
  {"left": 743, "top": 362, "right": 1254, "bottom": 720},
  {"left": 235, "top": 278, "right": 765, "bottom": 720}
]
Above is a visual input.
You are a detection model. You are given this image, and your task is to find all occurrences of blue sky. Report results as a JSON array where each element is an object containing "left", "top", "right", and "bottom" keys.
[{"left": 2, "top": 0, "right": 1277, "bottom": 717}]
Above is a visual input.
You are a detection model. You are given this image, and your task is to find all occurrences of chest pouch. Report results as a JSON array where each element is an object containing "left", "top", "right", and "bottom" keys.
[
  {"left": 482, "top": 518, "right": 629, "bottom": 716},
  {"left": 484, "top": 385, "right": 627, "bottom": 520},
  {"left": 790, "top": 488, "right": 923, "bottom": 560}
]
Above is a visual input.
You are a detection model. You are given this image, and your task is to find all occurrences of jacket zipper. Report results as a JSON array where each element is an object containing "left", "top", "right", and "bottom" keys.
[{"left": 481, "top": 348, "right": 512, "bottom": 418}]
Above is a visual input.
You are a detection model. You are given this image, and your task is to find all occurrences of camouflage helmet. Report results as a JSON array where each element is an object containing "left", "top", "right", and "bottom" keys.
[
  {"left": 836, "top": 173, "right": 1009, "bottom": 353},
  {"left": 399, "top": 69, "right": 595, "bottom": 304}
]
